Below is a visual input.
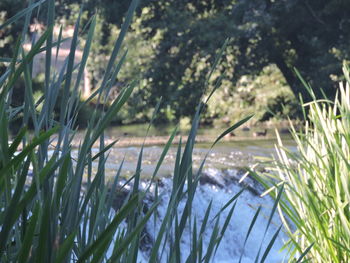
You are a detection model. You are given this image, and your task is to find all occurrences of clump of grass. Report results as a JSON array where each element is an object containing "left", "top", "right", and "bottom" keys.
[{"left": 256, "top": 64, "right": 350, "bottom": 262}]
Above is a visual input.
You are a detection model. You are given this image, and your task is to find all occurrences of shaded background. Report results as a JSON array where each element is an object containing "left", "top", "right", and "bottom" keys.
[{"left": 1, "top": 0, "right": 350, "bottom": 127}]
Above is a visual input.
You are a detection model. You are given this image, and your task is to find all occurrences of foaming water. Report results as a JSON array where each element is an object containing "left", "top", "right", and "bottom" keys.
[
  {"left": 105, "top": 168, "right": 287, "bottom": 262},
  {"left": 74, "top": 141, "right": 293, "bottom": 262}
]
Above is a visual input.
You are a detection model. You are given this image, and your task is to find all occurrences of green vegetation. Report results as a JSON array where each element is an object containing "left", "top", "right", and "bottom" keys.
[
  {"left": 3, "top": 0, "right": 349, "bottom": 261},
  {"left": 0, "top": 1, "right": 288, "bottom": 262},
  {"left": 0, "top": 0, "right": 25, "bottom": 74},
  {"left": 205, "top": 64, "right": 302, "bottom": 126},
  {"left": 3, "top": 0, "right": 348, "bottom": 125},
  {"left": 255, "top": 65, "right": 350, "bottom": 261},
  {"left": 70, "top": 0, "right": 349, "bottom": 123}
]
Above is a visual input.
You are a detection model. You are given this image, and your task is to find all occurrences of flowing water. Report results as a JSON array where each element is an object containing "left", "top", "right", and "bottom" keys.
[{"left": 79, "top": 125, "right": 297, "bottom": 262}]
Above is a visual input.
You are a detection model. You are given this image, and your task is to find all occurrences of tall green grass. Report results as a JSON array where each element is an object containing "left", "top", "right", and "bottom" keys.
[
  {"left": 256, "top": 64, "right": 350, "bottom": 262},
  {"left": 0, "top": 0, "right": 289, "bottom": 262}
]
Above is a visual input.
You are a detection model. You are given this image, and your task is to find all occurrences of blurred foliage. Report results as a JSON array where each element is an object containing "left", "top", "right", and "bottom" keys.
[
  {"left": 0, "top": 0, "right": 25, "bottom": 73},
  {"left": 2, "top": 0, "right": 350, "bottom": 125},
  {"left": 12, "top": 73, "right": 45, "bottom": 107},
  {"left": 10, "top": 74, "right": 45, "bottom": 132},
  {"left": 10, "top": 73, "right": 103, "bottom": 130},
  {"left": 79, "top": 0, "right": 350, "bottom": 123},
  {"left": 204, "top": 64, "right": 302, "bottom": 126}
]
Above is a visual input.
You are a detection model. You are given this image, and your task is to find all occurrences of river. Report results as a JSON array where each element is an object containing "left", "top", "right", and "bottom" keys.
[{"left": 76, "top": 124, "right": 296, "bottom": 262}]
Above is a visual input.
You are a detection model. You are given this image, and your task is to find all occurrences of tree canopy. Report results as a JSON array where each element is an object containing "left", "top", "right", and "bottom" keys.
[
  {"left": 85, "top": 0, "right": 350, "bottom": 120},
  {"left": 2, "top": 0, "right": 350, "bottom": 123}
]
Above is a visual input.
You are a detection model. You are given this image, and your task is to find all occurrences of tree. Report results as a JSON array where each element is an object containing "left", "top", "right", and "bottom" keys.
[
  {"left": 98, "top": 0, "right": 349, "bottom": 121},
  {"left": 44, "top": 0, "right": 350, "bottom": 121}
]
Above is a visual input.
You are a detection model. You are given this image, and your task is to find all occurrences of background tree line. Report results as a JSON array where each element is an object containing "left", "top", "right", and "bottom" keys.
[{"left": 1, "top": 0, "right": 350, "bottom": 125}]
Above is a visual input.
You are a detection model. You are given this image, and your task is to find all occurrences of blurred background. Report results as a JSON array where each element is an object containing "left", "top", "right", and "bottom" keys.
[{"left": 1, "top": 0, "right": 349, "bottom": 131}]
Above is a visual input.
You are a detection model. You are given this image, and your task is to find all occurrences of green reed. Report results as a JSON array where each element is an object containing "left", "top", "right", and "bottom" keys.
[{"left": 256, "top": 64, "right": 350, "bottom": 262}]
